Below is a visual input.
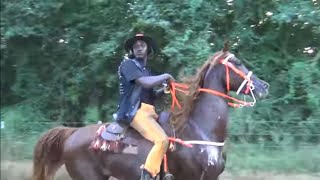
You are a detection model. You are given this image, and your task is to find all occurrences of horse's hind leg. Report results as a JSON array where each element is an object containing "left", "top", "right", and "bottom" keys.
[{"left": 64, "top": 159, "right": 110, "bottom": 180}]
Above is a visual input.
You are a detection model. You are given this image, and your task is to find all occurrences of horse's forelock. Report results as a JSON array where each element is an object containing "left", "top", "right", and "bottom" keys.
[{"left": 222, "top": 40, "right": 229, "bottom": 52}]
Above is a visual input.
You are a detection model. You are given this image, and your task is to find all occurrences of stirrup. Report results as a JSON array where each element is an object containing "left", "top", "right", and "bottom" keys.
[
  {"left": 163, "top": 173, "right": 175, "bottom": 180},
  {"left": 140, "top": 169, "right": 155, "bottom": 180}
]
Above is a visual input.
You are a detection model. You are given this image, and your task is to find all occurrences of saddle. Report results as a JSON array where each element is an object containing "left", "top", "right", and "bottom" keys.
[
  {"left": 101, "top": 122, "right": 129, "bottom": 141},
  {"left": 90, "top": 122, "right": 132, "bottom": 153}
]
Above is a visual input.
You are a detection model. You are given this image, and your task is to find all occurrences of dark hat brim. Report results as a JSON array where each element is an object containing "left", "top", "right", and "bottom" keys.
[{"left": 124, "top": 34, "right": 157, "bottom": 54}]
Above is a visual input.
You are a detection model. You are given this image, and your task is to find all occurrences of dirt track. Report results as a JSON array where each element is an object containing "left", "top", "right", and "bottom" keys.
[{"left": 1, "top": 161, "right": 319, "bottom": 180}]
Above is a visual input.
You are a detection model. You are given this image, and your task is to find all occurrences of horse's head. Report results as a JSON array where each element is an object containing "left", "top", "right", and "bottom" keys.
[
  {"left": 170, "top": 43, "right": 270, "bottom": 127},
  {"left": 220, "top": 52, "right": 269, "bottom": 99},
  {"left": 203, "top": 49, "right": 269, "bottom": 107}
]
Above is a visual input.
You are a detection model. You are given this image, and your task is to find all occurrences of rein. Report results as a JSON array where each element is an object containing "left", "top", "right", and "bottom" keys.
[{"left": 168, "top": 52, "right": 256, "bottom": 111}]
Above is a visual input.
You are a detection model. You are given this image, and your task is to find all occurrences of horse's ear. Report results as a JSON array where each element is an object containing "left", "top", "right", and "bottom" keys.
[
  {"left": 222, "top": 40, "right": 229, "bottom": 52},
  {"left": 234, "top": 49, "right": 240, "bottom": 56}
]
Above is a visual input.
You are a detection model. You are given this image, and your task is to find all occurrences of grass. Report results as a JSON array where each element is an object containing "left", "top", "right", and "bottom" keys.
[{"left": 225, "top": 143, "right": 320, "bottom": 173}]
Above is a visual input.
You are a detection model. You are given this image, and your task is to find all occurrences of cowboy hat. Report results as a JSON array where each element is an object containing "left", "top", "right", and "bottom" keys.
[{"left": 124, "top": 33, "right": 157, "bottom": 55}]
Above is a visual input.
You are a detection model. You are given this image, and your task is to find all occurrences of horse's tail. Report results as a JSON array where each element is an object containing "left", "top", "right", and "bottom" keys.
[{"left": 32, "top": 126, "right": 77, "bottom": 180}]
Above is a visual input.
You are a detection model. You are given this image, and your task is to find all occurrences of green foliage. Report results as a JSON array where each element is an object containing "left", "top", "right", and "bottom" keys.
[{"left": 1, "top": 105, "right": 49, "bottom": 134}]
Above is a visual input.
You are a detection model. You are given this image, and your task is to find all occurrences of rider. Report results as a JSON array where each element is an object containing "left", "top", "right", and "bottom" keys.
[{"left": 114, "top": 33, "right": 174, "bottom": 180}]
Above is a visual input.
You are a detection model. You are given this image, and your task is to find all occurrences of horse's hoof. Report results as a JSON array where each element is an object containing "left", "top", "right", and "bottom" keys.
[{"left": 163, "top": 173, "right": 174, "bottom": 180}]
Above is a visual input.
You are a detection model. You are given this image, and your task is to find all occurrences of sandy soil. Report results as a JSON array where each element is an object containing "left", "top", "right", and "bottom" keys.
[{"left": 1, "top": 161, "right": 319, "bottom": 180}]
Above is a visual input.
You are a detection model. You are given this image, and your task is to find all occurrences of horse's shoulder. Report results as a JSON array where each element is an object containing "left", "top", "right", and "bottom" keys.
[
  {"left": 158, "top": 111, "right": 171, "bottom": 124},
  {"left": 158, "top": 111, "right": 173, "bottom": 136}
]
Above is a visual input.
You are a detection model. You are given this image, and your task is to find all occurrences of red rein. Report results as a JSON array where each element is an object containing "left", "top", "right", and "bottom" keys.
[{"left": 169, "top": 56, "right": 254, "bottom": 111}]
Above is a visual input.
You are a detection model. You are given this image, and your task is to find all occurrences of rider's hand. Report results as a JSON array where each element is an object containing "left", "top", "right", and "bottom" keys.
[{"left": 164, "top": 73, "right": 175, "bottom": 82}]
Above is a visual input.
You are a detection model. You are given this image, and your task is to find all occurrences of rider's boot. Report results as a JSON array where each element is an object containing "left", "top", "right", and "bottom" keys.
[{"left": 140, "top": 168, "right": 157, "bottom": 180}]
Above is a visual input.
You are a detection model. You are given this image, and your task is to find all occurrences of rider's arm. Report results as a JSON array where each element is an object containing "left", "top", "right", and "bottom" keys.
[
  {"left": 135, "top": 75, "right": 170, "bottom": 88},
  {"left": 120, "top": 60, "right": 171, "bottom": 89}
]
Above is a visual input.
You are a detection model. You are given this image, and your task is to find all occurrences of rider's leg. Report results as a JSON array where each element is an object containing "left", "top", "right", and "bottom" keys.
[{"left": 130, "top": 103, "right": 169, "bottom": 178}]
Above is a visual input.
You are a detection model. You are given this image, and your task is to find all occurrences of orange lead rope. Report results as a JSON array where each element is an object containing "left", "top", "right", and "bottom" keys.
[{"left": 226, "top": 64, "right": 230, "bottom": 92}]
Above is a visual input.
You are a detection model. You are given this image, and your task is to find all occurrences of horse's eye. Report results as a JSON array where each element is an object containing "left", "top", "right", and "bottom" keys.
[
  {"left": 231, "top": 59, "right": 241, "bottom": 66},
  {"left": 235, "top": 61, "right": 242, "bottom": 66}
]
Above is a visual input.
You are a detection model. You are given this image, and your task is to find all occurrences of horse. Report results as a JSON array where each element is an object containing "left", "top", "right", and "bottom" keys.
[{"left": 32, "top": 45, "right": 269, "bottom": 180}]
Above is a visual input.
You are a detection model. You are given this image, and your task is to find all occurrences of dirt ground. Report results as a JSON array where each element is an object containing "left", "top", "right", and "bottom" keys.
[{"left": 1, "top": 161, "right": 319, "bottom": 180}]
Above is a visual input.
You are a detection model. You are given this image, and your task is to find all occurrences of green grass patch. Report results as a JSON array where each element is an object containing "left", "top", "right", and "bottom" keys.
[{"left": 225, "top": 143, "right": 320, "bottom": 173}]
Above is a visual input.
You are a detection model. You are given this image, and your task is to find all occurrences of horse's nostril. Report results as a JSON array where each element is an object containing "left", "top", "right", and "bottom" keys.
[{"left": 263, "top": 82, "right": 270, "bottom": 89}]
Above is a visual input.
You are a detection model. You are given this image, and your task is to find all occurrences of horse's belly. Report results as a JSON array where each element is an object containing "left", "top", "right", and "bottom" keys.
[{"left": 101, "top": 140, "right": 153, "bottom": 179}]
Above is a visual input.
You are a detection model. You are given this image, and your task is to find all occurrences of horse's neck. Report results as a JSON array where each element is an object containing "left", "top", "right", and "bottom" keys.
[{"left": 183, "top": 70, "right": 229, "bottom": 142}]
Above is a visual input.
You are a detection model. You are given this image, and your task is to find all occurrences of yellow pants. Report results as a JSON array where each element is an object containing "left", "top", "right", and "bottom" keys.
[{"left": 130, "top": 103, "right": 169, "bottom": 177}]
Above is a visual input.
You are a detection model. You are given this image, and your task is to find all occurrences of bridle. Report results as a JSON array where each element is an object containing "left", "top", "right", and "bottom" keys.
[{"left": 168, "top": 51, "right": 256, "bottom": 111}]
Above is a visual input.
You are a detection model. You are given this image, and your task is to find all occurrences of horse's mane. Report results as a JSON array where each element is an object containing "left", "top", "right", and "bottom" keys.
[{"left": 170, "top": 41, "right": 230, "bottom": 131}]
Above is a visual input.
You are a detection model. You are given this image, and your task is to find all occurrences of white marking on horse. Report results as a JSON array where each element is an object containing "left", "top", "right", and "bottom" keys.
[
  {"left": 190, "top": 121, "right": 221, "bottom": 166},
  {"left": 206, "top": 146, "right": 219, "bottom": 166}
]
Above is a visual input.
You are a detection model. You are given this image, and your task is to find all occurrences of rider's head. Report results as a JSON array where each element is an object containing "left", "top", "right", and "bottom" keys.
[{"left": 124, "top": 33, "right": 157, "bottom": 60}]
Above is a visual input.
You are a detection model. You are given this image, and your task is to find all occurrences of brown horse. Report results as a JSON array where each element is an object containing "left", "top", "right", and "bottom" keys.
[{"left": 32, "top": 47, "right": 269, "bottom": 180}]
